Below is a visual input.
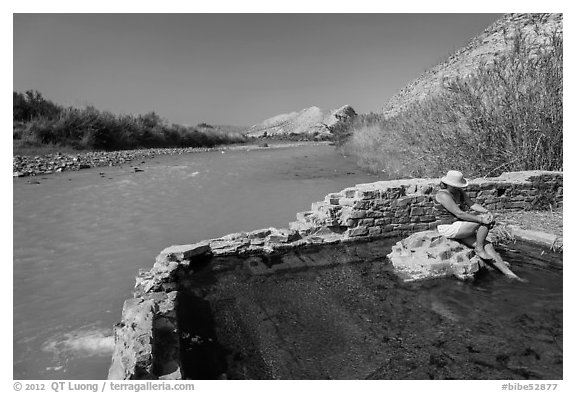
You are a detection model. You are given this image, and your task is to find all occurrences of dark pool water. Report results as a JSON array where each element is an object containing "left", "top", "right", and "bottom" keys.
[{"left": 179, "top": 242, "right": 562, "bottom": 380}]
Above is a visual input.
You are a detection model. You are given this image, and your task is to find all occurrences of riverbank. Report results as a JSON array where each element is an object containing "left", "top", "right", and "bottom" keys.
[{"left": 12, "top": 141, "right": 328, "bottom": 177}]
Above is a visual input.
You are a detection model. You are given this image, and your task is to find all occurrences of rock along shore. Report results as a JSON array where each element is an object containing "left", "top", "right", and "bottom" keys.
[{"left": 13, "top": 141, "right": 328, "bottom": 178}]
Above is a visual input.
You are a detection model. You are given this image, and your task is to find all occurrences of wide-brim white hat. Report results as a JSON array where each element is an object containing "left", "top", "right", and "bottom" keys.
[{"left": 441, "top": 170, "right": 469, "bottom": 188}]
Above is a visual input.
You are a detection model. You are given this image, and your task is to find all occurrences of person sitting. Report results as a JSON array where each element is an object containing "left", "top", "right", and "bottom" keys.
[{"left": 434, "top": 170, "right": 522, "bottom": 280}]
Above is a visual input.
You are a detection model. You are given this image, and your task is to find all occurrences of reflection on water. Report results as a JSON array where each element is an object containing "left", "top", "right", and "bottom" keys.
[
  {"left": 42, "top": 326, "right": 115, "bottom": 369},
  {"left": 13, "top": 144, "right": 381, "bottom": 379}
]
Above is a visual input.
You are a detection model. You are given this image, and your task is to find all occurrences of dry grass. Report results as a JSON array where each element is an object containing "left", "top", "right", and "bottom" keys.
[
  {"left": 495, "top": 208, "right": 563, "bottom": 238},
  {"left": 488, "top": 208, "right": 562, "bottom": 251}
]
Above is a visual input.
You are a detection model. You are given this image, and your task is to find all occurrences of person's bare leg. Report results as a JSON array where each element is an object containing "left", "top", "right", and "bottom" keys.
[
  {"left": 474, "top": 225, "right": 491, "bottom": 259},
  {"left": 484, "top": 243, "right": 526, "bottom": 281},
  {"left": 453, "top": 222, "right": 489, "bottom": 258},
  {"left": 457, "top": 235, "right": 526, "bottom": 281}
]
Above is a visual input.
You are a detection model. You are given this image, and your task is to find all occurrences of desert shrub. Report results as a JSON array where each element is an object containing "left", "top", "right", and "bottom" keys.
[
  {"left": 444, "top": 28, "right": 563, "bottom": 175},
  {"left": 13, "top": 90, "right": 63, "bottom": 122},
  {"left": 331, "top": 112, "right": 383, "bottom": 146},
  {"left": 341, "top": 28, "right": 563, "bottom": 178},
  {"left": 13, "top": 95, "right": 249, "bottom": 151}
]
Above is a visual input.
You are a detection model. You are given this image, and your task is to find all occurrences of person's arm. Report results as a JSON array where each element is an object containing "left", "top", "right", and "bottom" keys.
[
  {"left": 463, "top": 192, "right": 489, "bottom": 214},
  {"left": 462, "top": 191, "right": 494, "bottom": 223},
  {"left": 436, "top": 192, "right": 490, "bottom": 224}
]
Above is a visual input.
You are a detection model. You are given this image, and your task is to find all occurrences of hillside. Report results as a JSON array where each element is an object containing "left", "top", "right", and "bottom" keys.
[
  {"left": 247, "top": 105, "right": 356, "bottom": 139},
  {"left": 382, "top": 13, "right": 563, "bottom": 118}
]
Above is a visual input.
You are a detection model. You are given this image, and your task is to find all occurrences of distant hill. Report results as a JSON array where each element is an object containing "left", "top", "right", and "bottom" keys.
[
  {"left": 382, "top": 13, "right": 563, "bottom": 118},
  {"left": 247, "top": 105, "right": 357, "bottom": 139}
]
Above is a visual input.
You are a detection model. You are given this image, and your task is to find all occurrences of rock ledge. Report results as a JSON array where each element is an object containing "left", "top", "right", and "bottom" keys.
[{"left": 388, "top": 230, "right": 484, "bottom": 281}]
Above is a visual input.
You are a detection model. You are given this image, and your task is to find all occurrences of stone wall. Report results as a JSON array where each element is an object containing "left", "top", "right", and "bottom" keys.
[
  {"left": 289, "top": 170, "right": 563, "bottom": 240},
  {"left": 108, "top": 170, "right": 562, "bottom": 380}
]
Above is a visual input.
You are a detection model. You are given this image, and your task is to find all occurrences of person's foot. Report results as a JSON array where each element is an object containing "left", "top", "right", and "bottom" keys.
[
  {"left": 507, "top": 274, "right": 528, "bottom": 283},
  {"left": 474, "top": 246, "right": 492, "bottom": 260}
]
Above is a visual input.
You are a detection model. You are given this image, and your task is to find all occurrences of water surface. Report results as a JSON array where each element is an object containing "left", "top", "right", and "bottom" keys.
[
  {"left": 13, "top": 143, "right": 381, "bottom": 379},
  {"left": 182, "top": 242, "right": 562, "bottom": 379}
]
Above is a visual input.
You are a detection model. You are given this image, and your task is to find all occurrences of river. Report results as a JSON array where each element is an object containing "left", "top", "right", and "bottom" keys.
[{"left": 13, "top": 143, "right": 382, "bottom": 379}]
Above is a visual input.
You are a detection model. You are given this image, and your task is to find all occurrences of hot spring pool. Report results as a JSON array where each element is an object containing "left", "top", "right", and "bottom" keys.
[{"left": 176, "top": 240, "right": 562, "bottom": 380}]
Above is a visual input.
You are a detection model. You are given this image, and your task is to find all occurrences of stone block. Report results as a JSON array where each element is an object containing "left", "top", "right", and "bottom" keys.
[
  {"left": 349, "top": 210, "right": 367, "bottom": 219},
  {"left": 338, "top": 198, "right": 357, "bottom": 206},
  {"left": 413, "top": 223, "right": 430, "bottom": 231},
  {"left": 374, "top": 218, "right": 388, "bottom": 226},
  {"left": 359, "top": 218, "right": 375, "bottom": 226},
  {"left": 250, "top": 238, "right": 266, "bottom": 246},
  {"left": 267, "top": 228, "right": 299, "bottom": 243},
  {"left": 373, "top": 199, "right": 391, "bottom": 208},
  {"left": 368, "top": 227, "right": 382, "bottom": 236},
  {"left": 343, "top": 187, "right": 358, "bottom": 198},
  {"left": 345, "top": 219, "right": 359, "bottom": 227},
  {"left": 395, "top": 223, "right": 414, "bottom": 231},
  {"left": 325, "top": 193, "right": 343, "bottom": 205},
  {"left": 478, "top": 189, "right": 497, "bottom": 196},
  {"left": 210, "top": 239, "right": 247, "bottom": 254},
  {"left": 158, "top": 241, "right": 211, "bottom": 262},
  {"left": 397, "top": 216, "right": 411, "bottom": 224},
  {"left": 410, "top": 207, "right": 425, "bottom": 216},
  {"left": 396, "top": 197, "right": 413, "bottom": 207},
  {"left": 365, "top": 210, "right": 383, "bottom": 218},
  {"left": 354, "top": 200, "right": 372, "bottom": 209},
  {"left": 394, "top": 208, "right": 410, "bottom": 218},
  {"left": 108, "top": 298, "right": 156, "bottom": 380},
  {"left": 347, "top": 226, "right": 369, "bottom": 237},
  {"left": 356, "top": 189, "right": 380, "bottom": 200}
]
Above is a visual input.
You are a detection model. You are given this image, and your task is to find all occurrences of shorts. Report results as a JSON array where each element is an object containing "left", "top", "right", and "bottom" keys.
[{"left": 437, "top": 221, "right": 464, "bottom": 239}]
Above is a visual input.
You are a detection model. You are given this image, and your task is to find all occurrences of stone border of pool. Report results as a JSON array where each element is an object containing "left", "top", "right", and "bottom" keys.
[
  {"left": 501, "top": 225, "right": 563, "bottom": 251},
  {"left": 108, "top": 170, "right": 562, "bottom": 380}
]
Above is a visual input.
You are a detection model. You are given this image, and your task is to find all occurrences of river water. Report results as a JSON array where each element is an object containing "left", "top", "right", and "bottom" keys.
[{"left": 13, "top": 143, "right": 382, "bottom": 379}]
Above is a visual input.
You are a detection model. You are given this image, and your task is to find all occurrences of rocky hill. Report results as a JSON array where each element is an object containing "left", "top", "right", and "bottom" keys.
[
  {"left": 382, "top": 13, "right": 563, "bottom": 118},
  {"left": 247, "top": 105, "right": 357, "bottom": 139}
]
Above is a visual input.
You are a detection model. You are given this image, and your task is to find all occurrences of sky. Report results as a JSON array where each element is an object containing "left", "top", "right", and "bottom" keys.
[{"left": 13, "top": 13, "right": 503, "bottom": 126}]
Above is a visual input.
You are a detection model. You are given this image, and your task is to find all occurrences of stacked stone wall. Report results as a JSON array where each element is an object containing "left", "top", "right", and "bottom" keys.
[{"left": 289, "top": 171, "right": 563, "bottom": 240}]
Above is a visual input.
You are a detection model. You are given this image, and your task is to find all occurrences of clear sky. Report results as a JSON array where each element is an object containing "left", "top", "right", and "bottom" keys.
[{"left": 13, "top": 13, "right": 502, "bottom": 126}]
